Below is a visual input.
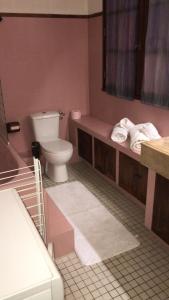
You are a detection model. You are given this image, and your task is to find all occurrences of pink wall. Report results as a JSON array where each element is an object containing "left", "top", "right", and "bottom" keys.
[
  {"left": 1, "top": 15, "right": 169, "bottom": 158},
  {"left": 89, "top": 16, "right": 169, "bottom": 136},
  {"left": 0, "top": 17, "right": 89, "bottom": 156}
]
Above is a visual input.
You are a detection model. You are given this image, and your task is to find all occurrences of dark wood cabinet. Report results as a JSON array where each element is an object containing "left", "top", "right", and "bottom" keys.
[
  {"left": 119, "top": 153, "right": 148, "bottom": 204},
  {"left": 77, "top": 127, "right": 148, "bottom": 205},
  {"left": 152, "top": 174, "right": 169, "bottom": 244},
  {"left": 94, "top": 138, "right": 116, "bottom": 181},
  {"left": 78, "top": 129, "right": 92, "bottom": 164}
]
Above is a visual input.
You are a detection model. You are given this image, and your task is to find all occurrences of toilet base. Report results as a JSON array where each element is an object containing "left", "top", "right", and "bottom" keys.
[{"left": 46, "top": 162, "right": 68, "bottom": 183}]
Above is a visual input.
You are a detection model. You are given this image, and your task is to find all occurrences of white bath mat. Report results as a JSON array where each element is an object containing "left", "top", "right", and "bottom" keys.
[{"left": 46, "top": 181, "right": 140, "bottom": 265}]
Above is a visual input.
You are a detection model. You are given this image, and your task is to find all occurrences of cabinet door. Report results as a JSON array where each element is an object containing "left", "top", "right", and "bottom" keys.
[
  {"left": 78, "top": 129, "right": 92, "bottom": 164},
  {"left": 119, "top": 153, "right": 148, "bottom": 204},
  {"left": 152, "top": 174, "right": 169, "bottom": 244},
  {"left": 94, "top": 138, "right": 116, "bottom": 181}
]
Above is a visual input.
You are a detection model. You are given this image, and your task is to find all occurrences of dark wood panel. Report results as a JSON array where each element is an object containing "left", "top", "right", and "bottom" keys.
[
  {"left": 94, "top": 138, "right": 116, "bottom": 181},
  {"left": 119, "top": 152, "right": 148, "bottom": 204},
  {"left": 78, "top": 129, "right": 92, "bottom": 164},
  {"left": 152, "top": 174, "right": 169, "bottom": 244},
  {"left": 0, "top": 12, "right": 102, "bottom": 18}
]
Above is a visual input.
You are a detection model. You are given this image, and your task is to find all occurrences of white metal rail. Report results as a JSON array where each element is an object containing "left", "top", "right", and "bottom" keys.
[{"left": 0, "top": 158, "right": 46, "bottom": 243}]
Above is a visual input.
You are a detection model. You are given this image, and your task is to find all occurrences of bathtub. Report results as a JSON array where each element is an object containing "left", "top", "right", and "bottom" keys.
[
  {"left": 0, "top": 138, "right": 65, "bottom": 298},
  {"left": 0, "top": 137, "right": 30, "bottom": 188},
  {"left": 0, "top": 138, "right": 43, "bottom": 236},
  {"left": 0, "top": 138, "right": 74, "bottom": 262},
  {"left": 0, "top": 188, "right": 64, "bottom": 300},
  {"left": 0, "top": 138, "right": 40, "bottom": 237}
]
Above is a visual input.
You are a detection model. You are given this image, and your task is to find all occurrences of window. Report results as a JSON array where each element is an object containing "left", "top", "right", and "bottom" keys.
[
  {"left": 103, "top": 0, "right": 169, "bottom": 108},
  {"left": 142, "top": 0, "right": 169, "bottom": 108}
]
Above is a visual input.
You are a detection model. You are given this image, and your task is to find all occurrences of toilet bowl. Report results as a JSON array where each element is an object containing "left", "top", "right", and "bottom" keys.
[
  {"left": 41, "top": 139, "right": 73, "bottom": 182},
  {"left": 30, "top": 111, "right": 73, "bottom": 183}
]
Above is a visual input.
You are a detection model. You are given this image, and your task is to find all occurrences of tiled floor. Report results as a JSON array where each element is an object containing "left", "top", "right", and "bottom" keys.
[{"left": 43, "top": 162, "right": 169, "bottom": 300}]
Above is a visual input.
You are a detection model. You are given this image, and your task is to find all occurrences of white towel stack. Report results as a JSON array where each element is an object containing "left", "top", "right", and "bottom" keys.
[
  {"left": 111, "top": 118, "right": 135, "bottom": 143},
  {"left": 140, "top": 123, "right": 161, "bottom": 140},
  {"left": 130, "top": 123, "right": 161, "bottom": 154},
  {"left": 129, "top": 125, "right": 150, "bottom": 154},
  {"left": 111, "top": 118, "right": 161, "bottom": 154}
]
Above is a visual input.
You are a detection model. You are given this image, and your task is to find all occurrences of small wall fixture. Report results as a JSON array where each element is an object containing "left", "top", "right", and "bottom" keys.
[{"left": 6, "top": 122, "right": 20, "bottom": 133}]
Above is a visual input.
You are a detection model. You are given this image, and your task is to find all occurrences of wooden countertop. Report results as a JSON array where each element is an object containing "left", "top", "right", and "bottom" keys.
[
  {"left": 141, "top": 137, "right": 169, "bottom": 179},
  {"left": 143, "top": 137, "right": 169, "bottom": 155}
]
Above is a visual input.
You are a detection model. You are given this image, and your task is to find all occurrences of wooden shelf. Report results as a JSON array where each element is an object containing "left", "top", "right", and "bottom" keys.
[
  {"left": 72, "top": 116, "right": 140, "bottom": 162},
  {"left": 70, "top": 116, "right": 169, "bottom": 244},
  {"left": 72, "top": 116, "right": 148, "bottom": 205}
]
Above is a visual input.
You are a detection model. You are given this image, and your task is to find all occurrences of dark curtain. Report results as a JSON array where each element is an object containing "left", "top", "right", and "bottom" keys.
[
  {"left": 141, "top": 0, "right": 169, "bottom": 108},
  {"left": 104, "top": 0, "right": 139, "bottom": 99}
]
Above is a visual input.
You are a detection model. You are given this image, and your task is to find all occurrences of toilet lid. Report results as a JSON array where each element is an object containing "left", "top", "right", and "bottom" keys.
[{"left": 41, "top": 139, "right": 72, "bottom": 154}]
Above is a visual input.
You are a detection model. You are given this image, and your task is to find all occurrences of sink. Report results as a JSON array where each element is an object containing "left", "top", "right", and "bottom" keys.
[{"left": 141, "top": 137, "right": 169, "bottom": 179}]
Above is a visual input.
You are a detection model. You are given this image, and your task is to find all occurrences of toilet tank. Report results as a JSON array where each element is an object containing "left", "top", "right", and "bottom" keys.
[{"left": 30, "top": 111, "right": 60, "bottom": 143}]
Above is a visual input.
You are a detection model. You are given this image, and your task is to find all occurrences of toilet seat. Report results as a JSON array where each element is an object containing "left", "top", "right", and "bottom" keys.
[{"left": 41, "top": 139, "right": 72, "bottom": 154}]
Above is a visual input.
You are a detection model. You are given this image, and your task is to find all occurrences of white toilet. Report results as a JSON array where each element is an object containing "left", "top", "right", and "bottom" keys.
[{"left": 30, "top": 111, "right": 73, "bottom": 183}]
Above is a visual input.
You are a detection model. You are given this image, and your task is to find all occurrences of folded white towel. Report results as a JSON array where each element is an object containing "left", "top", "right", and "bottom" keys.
[
  {"left": 130, "top": 123, "right": 161, "bottom": 154},
  {"left": 111, "top": 118, "right": 135, "bottom": 143},
  {"left": 111, "top": 126, "right": 128, "bottom": 143},
  {"left": 119, "top": 118, "right": 135, "bottom": 130},
  {"left": 130, "top": 125, "right": 150, "bottom": 154},
  {"left": 140, "top": 122, "right": 161, "bottom": 140}
]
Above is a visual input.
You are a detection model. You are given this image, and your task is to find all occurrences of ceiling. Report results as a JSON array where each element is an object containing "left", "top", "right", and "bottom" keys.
[{"left": 0, "top": 0, "right": 102, "bottom": 15}]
